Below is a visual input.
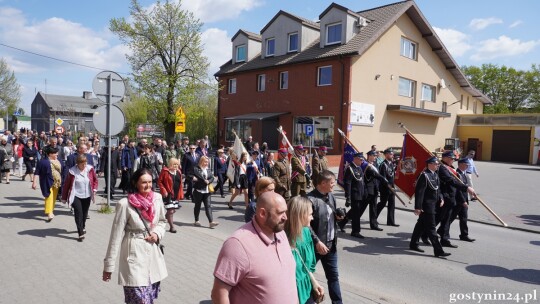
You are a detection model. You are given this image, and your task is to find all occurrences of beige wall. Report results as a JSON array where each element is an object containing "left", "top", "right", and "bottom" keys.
[{"left": 348, "top": 14, "right": 483, "bottom": 153}]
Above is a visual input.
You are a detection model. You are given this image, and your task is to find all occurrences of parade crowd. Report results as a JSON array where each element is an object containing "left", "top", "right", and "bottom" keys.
[{"left": 0, "top": 128, "right": 480, "bottom": 304}]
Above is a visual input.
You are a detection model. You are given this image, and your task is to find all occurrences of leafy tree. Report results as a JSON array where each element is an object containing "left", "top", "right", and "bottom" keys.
[
  {"left": 118, "top": 91, "right": 149, "bottom": 140},
  {"left": 110, "top": 0, "right": 210, "bottom": 141},
  {"left": 0, "top": 58, "right": 21, "bottom": 120}
]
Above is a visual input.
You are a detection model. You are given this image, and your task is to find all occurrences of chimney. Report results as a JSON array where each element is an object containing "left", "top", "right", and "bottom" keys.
[{"left": 83, "top": 91, "right": 93, "bottom": 99}]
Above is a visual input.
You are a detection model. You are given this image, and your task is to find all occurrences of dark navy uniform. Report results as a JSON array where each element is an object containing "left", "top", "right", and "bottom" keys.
[
  {"left": 437, "top": 163, "right": 469, "bottom": 245},
  {"left": 358, "top": 162, "right": 385, "bottom": 230},
  {"left": 377, "top": 159, "right": 397, "bottom": 226},
  {"left": 343, "top": 162, "right": 365, "bottom": 235},
  {"left": 450, "top": 167, "right": 472, "bottom": 241}
]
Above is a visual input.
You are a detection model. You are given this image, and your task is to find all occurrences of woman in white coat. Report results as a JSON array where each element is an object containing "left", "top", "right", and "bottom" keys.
[{"left": 102, "top": 168, "right": 168, "bottom": 303}]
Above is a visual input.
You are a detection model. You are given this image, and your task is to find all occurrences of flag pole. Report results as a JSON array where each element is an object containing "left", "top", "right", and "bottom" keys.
[
  {"left": 277, "top": 126, "right": 311, "bottom": 186},
  {"left": 397, "top": 122, "right": 508, "bottom": 227},
  {"left": 337, "top": 128, "right": 408, "bottom": 207}
]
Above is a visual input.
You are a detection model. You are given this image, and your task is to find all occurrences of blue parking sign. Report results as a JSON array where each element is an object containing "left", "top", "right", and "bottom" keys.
[{"left": 305, "top": 125, "right": 314, "bottom": 136}]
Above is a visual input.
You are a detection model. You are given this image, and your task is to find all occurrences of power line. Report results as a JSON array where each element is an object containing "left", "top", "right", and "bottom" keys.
[{"left": 0, "top": 42, "right": 130, "bottom": 75}]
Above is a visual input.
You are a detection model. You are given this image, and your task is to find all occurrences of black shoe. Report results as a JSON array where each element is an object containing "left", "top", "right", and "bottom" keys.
[
  {"left": 441, "top": 241, "right": 458, "bottom": 248},
  {"left": 338, "top": 221, "right": 346, "bottom": 232},
  {"left": 409, "top": 246, "right": 424, "bottom": 253},
  {"left": 228, "top": 204, "right": 233, "bottom": 210},
  {"left": 351, "top": 232, "right": 365, "bottom": 239},
  {"left": 421, "top": 237, "right": 431, "bottom": 245},
  {"left": 435, "top": 252, "right": 451, "bottom": 258},
  {"left": 388, "top": 224, "right": 400, "bottom": 227},
  {"left": 460, "top": 236, "right": 475, "bottom": 242},
  {"left": 221, "top": 195, "right": 225, "bottom": 198},
  {"left": 371, "top": 227, "right": 383, "bottom": 231}
]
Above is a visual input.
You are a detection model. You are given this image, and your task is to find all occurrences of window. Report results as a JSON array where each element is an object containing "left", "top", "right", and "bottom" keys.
[
  {"left": 228, "top": 79, "right": 236, "bottom": 94},
  {"left": 473, "top": 100, "right": 477, "bottom": 114},
  {"left": 400, "top": 37, "right": 417, "bottom": 60},
  {"left": 257, "top": 74, "right": 266, "bottom": 92},
  {"left": 442, "top": 101, "right": 448, "bottom": 113},
  {"left": 266, "top": 38, "right": 275, "bottom": 56},
  {"left": 326, "top": 23, "right": 342, "bottom": 45},
  {"left": 35, "top": 103, "right": 42, "bottom": 115},
  {"left": 421, "top": 84, "right": 435, "bottom": 102},
  {"left": 236, "top": 45, "right": 246, "bottom": 62},
  {"left": 317, "top": 66, "right": 332, "bottom": 86},
  {"left": 293, "top": 116, "right": 334, "bottom": 148},
  {"left": 225, "top": 120, "right": 252, "bottom": 142},
  {"left": 279, "top": 71, "right": 288, "bottom": 90},
  {"left": 466, "top": 96, "right": 470, "bottom": 110},
  {"left": 398, "top": 77, "right": 416, "bottom": 97},
  {"left": 288, "top": 33, "right": 298, "bottom": 52}
]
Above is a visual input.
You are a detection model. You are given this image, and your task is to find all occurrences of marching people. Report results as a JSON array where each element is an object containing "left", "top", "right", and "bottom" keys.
[
  {"left": 311, "top": 146, "right": 329, "bottom": 186},
  {"left": 453, "top": 158, "right": 475, "bottom": 242},
  {"left": 0, "top": 136, "right": 14, "bottom": 183},
  {"left": 273, "top": 148, "right": 291, "bottom": 201},
  {"left": 341, "top": 152, "right": 367, "bottom": 238},
  {"left": 358, "top": 150, "right": 387, "bottom": 231},
  {"left": 61, "top": 154, "right": 98, "bottom": 242},
  {"left": 211, "top": 191, "right": 297, "bottom": 304},
  {"left": 22, "top": 139, "right": 38, "bottom": 181},
  {"left": 181, "top": 144, "right": 199, "bottom": 201},
  {"left": 376, "top": 148, "right": 399, "bottom": 227},
  {"left": 291, "top": 145, "right": 309, "bottom": 197},
  {"left": 228, "top": 151, "right": 249, "bottom": 209},
  {"left": 103, "top": 168, "right": 168, "bottom": 303},
  {"left": 213, "top": 149, "right": 228, "bottom": 198},
  {"left": 264, "top": 151, "right": 275, "bottom": 178},
  {"left": 409, "top": 156, "right": 450, "bottom": 257},
  {"left": 32, "top": 146, "right": 62, "bottom": 222},
  {"left": 157, "top": 157, "right": 184, "bottom": 233},
  {"left": 192, "top": 156, "right": 219, "bottom": 228},
  {"left": 308, "top": 170, "right": 344, "bottom": 304}
]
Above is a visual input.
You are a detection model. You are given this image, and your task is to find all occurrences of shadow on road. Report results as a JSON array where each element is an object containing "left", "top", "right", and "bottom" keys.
[
  {"left": 2, "top": 196, "right": 42, "bottom": 203},
  {"left": 0, "top": 201, "right": 42, "bottom": 209},
  {"left": 0, "top": 209, "right": 45, "bottom": 221},
  {"left": 509, "top": 167, "right": 540, "bottom": 171},
  {"left": 518, "top": 215, "right": 540, "bottom": 226},
  {"left": 342, "top": 232, "right": 421, "bottom": 257},
  {"left": 466, "top": 265, "right": 540, "bottom": 285},
  {"left": 199, "top": 301, "right": 212, "bottom": 304},
  {"left": 18, "top": 228, "right": 79, "bottom": 241},
  {"left": 530, "top": 241, "right": 540, "bottom": 246}
]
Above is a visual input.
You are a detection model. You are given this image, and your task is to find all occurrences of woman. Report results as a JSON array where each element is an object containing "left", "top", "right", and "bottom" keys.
[
  {"left": 92, "top": 140, "right": 101, "bottom": 173},
  {"left": 17, "top": 139, "right": 25, "bottom": 177},
  {"left": 157, "top": 157, "right": 183, "bottom": 233},
  {"left": 135, "top": 144, "right": 160, "bottom": 189},
  {"left": 228, "top": 152, "right": 249, "bottom": 209},
  {"left": 22, "top": 139, "right": 38, "bottom": 181},
  {"left": 244, "top": 176, "right": 276, "bottom": 223},
  {"left": 0, "top": 136, "right": 13, "bottom": 183},
  {"left": 285, "top": 196, "right": 325, "bottom": 304},
  {"left": 32, "top": 146, "right": 62, "bottom": 222},
  {"left": 61, "top": 154, "right": 98, "bottom": 242},
  {"left": 192, "top": 156, "right": 219, "bottom": 228},
  {"left": 12, "top": 137, "right": 19, "bottom": 174},
  {"left": 103, "top": 168, "right": 167, "bottom": 303}
]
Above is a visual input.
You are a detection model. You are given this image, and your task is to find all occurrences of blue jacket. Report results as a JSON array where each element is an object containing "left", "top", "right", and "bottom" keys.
[
  {"left": 214, "top": 156, "right": 228, "bottom": 175},
  {"left": 121, "top": 146, "right": 138, "bottom": 169},
  {"left": 35, "top": 158, "right": 59, "bottom": 198}
]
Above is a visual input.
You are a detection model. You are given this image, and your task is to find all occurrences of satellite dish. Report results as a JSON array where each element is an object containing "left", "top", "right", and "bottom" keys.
[{"left": 440, "top": 79, "right": 447, "bottom": 89}]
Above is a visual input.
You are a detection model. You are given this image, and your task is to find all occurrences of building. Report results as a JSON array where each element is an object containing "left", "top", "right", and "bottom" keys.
[
  {"left": 215, "top": 1, "right": 492, "bottom": 161},
  {"left": 31, "top": 91, "right": 103, "bottom": 134}
]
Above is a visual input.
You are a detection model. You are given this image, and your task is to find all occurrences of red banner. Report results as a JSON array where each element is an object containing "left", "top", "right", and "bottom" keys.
[{"left": 394, "top": 131, "right": 433, "bottom": 199}]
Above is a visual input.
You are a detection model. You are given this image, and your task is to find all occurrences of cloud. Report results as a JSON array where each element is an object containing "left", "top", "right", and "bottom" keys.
[
  {"left": 470, "top": 36, "right": 540, "bottom": 61},
  {"left": 433, "top": 27, "right": 471, "bottom": 57},
  {"left": 469, "top": 17, "right": 503, "bottom": 30},
  {"left": 181, "top": 0, "right": 263, "bottom": 23},
  {"left": 201, "top": 28, "right": 231, "bottom": 76},
  {"left": 509, "top": 20, "right": 523, "bottom": 28}
]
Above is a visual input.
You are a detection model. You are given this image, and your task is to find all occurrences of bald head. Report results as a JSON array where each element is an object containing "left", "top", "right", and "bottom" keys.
[{"left": 255, "top": 192, "right": 288, "bottom": 234}]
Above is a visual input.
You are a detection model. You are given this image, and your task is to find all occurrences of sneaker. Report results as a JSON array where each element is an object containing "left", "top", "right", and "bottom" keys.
[
  {"left": 194, "top": 221, "right": 201, "bottom": 227},
  {"left": 210, "top": 222, "right": 219, "bottom": 228}
]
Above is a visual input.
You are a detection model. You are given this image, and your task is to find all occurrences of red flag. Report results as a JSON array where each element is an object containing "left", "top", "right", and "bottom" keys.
[
  {"left": 279, "top": 131, "right": 294, "bottom": 161},
  {"left": 394, "top": 131, "right": 433, "bottom": 199}
]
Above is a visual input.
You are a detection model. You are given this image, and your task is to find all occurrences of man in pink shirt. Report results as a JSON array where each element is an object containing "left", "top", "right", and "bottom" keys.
[{"left": 211, "top": 192, "right": 297, "bottom": 304}]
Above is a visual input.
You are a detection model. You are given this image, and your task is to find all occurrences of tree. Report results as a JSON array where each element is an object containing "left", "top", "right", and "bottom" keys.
[
  {"left": 0, "top": 58, "right": 21, "bottom": 120},
  {"left": 110, "top": 0, "right": 210, "bottom": 141},
  {"left": 118, "top": 91, "right": 149, "bottom": 140}
]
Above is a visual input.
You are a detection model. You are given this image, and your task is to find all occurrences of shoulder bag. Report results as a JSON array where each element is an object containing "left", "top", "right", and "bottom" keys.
[
  {"left": 294, "top": 248, "right": 324, "bottom": 303},
  {"left": 134, "top": 208, "right": 165, "bottom": 255}
]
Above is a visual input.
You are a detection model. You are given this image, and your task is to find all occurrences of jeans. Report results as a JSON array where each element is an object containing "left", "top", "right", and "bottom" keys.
[{"left": 315, "top": 244, "right": 342, "bottom": 304}]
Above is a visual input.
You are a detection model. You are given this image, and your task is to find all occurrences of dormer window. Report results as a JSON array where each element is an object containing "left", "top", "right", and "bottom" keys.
[
  {"left": 266, "top": 38, "right": 275, "bottom": 57},
  {"left": 236, "top": 45, "right": 246, "bottom": 62},
  {"left": 326, "top": 23, "right": 342, "bottom": 45},
  {"left": 288, "top": 33, "right": 298, "bottom": 52}
]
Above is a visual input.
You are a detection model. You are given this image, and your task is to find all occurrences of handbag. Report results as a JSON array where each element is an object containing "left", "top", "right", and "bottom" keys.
[
  {"left": 208, "top": 183, "right": 215, "bottom": 193},
  {"left": 294, "top": 249, "right": 324, "bottom": 303},
  {"left": 134, "top": 207, "right": 165, "bottom": 255}
]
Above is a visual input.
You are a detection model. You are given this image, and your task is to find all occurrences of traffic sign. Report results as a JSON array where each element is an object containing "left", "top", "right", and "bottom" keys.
[
  {"left": 55, "top": 125, "right": 65, "bottom": 134},
  {"left": 305, "top": 125, "right": 314, "bottom": 137},
  {"left": 175, "top": 107, "right": 186, "bottom": 133},
  {"left": 55, "top": 118, "right": 64, "bottom": 125},
  {"left": 92, "top": 105, "right": 126, "bottom": 136},
  {"left": 92, "top": 71, "right": 125, "bottom": 104}
]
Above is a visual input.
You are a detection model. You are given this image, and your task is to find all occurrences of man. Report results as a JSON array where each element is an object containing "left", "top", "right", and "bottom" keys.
[
  {"left": 311, "top": 146, "right": 329, "bottom": 186},
  {"left": 178, "top": 136, "right": 190, "bottom": 160},
  {"left": 272, "top": 148, "right": 291, "bottom": 201},
  {"left": 182, "top": 144, "right": 199, "bottom": 200},
  {"left": 100, "top": 145, "right": 120, "bottom": 200},
  {"left": 465, "top": 150, "right": 479, "bottom": 199},
  {"left": 376, "top": 148, "right": 399, "bottom": 227},
  {"left": 65, "top": 142, "right": 94, "bottom": 171},
  {"left": 308, "top": 170, "right": 344, "bottom": 304},
  {"left": 291, "top": 145, "right": 309, "bottom": 197},
  {"left": 153, "top": 137, "right": 165, "bottom": 159},
  {"left": 452, "top": 158, "right": 475, "bottom": 242},
  {"left": 211, "top": 192, "right": 297, "bottom": 304},
  {"left": 437, "top": 151, "right": 476, "bottom": 248},
  {"left": 120, "top": 140, "right": 138, "bottom": 193},
  {"left": 244, "top": 135, "right": 253, "bottom": 152},
  {"left": 204, "top": 135, "right": 212, "bottom": 150},
  {"left": 195, "top": 139, "right": 208, "bottom": 157},
  {"left": 409, "top": 156, "right": 450, "bottom": 258},
  {"left": 214, "top": 149, "right": 228, "bottom": 198},
  {"left": 121, "top": 134, "right": 129, "bottom": 145},
  {"left": 358, "top": 150, "right": 386, "bottom": 231},
  {"left": 342, "top": 152, "right": 366, "bottom": 238}
]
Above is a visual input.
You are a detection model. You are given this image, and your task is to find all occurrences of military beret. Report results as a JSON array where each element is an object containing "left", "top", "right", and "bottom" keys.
[
  {"left": 426, "top": 156, "right": 439, "bottom": 164},
  {"left": 458, "top": 158, "right": 469, "bottom": 164},
  {"left": 294, "top": 145, "right": 304, "bottom": 150},
  {"left": 366, "top": 150, "right": 377, "bottom": 156},
  {"left": 318, "top": 146, "right": 328, "bottom": 152},
  {"left": 278, "top": 148, "right": 288, "bottom": 154},
  {"left": 442, "top": 151, "right": 457, "bottom": 159},
  {"left": 383, "top": 148, "right": 393, "bottom": 154}
]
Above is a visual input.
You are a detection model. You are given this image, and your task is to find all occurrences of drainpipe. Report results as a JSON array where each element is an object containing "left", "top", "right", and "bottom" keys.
[
  {"left": 339, "top": 55, "right": 346, "bottom": 154},
  {"left": 215, "top": 75, "right": 220, "bottom": 147}
]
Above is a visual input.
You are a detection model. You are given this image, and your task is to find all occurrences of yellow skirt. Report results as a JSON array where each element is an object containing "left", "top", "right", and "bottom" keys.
[{"left": 44, "top": 187, "right": 59, "bottom": 215}]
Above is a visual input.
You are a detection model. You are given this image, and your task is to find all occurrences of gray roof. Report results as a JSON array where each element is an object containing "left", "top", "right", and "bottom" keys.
[
  {"left": 37, "top": 92, "right": 104, "bottom": 114},
  {"left": 261, "top": 10, "right": 320, "bottom": 34},
  {"left": 215, "top": 0, "right": 492, "bottom": 105},
  {"left": 231, "top": 29, "right": 262, "bottom": 42}
]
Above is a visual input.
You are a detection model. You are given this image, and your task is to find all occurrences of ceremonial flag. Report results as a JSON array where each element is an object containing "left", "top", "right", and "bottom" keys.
[
  {"left": 337, "top": 142, "right": 358, "bottom": 187},
  {"left": 394, "top": 130, "right": 433, "bottom": 199},
  {"left": 226, "top": 133, "right": 249, "bottom": 182},
  {"left": 279, "top": 130, "right": 294, "bottom": 161}
]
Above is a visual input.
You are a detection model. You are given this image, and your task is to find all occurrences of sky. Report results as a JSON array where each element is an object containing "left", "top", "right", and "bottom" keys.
[{"left": 1, "top": 0, "right": 539, "bottom": 114}]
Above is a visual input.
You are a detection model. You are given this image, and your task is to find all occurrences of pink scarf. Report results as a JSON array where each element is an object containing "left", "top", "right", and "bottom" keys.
[{"left": 128, "top": 192, "right": 155, "bottom": 223}]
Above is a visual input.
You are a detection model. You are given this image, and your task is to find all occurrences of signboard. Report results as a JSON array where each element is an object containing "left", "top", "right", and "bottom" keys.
[
  {"left": 55, "top": 125, "right": 65, "bottom": 134},
  {"left": 175, "top": 107, "right": 186, "bottom": 133},
  {"left": 305, "top": 124, "right": 314, "bottom": 137},
  {"left": 137, "top": 124, "right": 162, "bottom": 138},
  {"left": 55, "top": 118, "right": 64, "bottom": 126},
  {"left": 350, "top": 102, "right": 375, "bottom": 126}
]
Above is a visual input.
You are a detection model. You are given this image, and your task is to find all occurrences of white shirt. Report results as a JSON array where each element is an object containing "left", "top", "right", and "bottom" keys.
[{"left": 71, "top": 165, "right": 92, "bottom": 199}]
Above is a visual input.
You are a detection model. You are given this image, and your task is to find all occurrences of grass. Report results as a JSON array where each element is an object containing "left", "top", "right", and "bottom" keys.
[{"left": 98, "top": 204, "right": 114, "bottom": 214}]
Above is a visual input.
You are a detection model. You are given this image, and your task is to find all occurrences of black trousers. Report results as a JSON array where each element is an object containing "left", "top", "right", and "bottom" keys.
[
  {"left": 350, "top": 200, "right": 362, "bottom": 234},
  {"left": 72, "top": 196, "right": 91, "bottom": 236},
  {"left": 104, "top": 171, "right": 117, "bottom": 194},
  {"left": 193, "top": 191, "right": 213, "bottom": 223},
  {"left": 450, "top": 203, "right": 469, "bottom": 238},
  {"left": 436, "top": 200, "right": 455, "bottom": 243},
  {"left": 185, "top": 175, "right": 194, "bottom": 199},
  {"left": 377, "top": 187, "right": 396, "bottom": 225},
  {"left": 358, "top": 194, "right": 379, "bottom": 229},
  {"left": 410, "top": 212, "right": 444, "bottom": 255},
  {"left": 214, "top": 172, "right": 226, "bottom": 196},
  {"left": 119, "top": 169, "right": 131, "bottom": 191}
]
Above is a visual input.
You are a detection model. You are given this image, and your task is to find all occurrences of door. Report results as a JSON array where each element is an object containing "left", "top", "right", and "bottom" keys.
[
  {"left": 262, "top": 118, "right": 279, "bottom": 150},
  {"left": 491, "top": 130, "right": 530, "bottom": 163}
]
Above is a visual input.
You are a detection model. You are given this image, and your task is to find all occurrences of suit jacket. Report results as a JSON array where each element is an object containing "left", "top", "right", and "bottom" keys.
[
  {"left": 100, "top": 148, "right": 120, "bottom": 177},
  {"left": 273, "top": 159, "right": 291, "bottom": 194},
  {"left": 65, "top": 153, "right": 94, "bottom": 172},
  {"left": 265, "top": 161, "right": 275, "bottom": 178},
  {"left": 363, "top": 162, "right": 385, "bottom": 196},
  {"left": 378, "top": 159, "right": 395, "bottom": 194},
  {"left": 308, "top": 189, "right": 338, "bottom": 247},
  {"left": 344, "top": 163, "right": 365, "bottom": 201},
  {"left": 439, "top": 164, "right": 469, "bottom": 207},
  {"left": 455, "top": 169, "right": 469, "bottom": 204},
  {"left": 182, "top": 152, "right": 199, "bottom": 176},
  {"left": 414, "top": 169, "right": 443, "bottom": 214},
  {"left": 214, "top": 156, "right": 228, "bottom": 175},
  {"left": 195, "top": 147, "right": 208, "bottom": 157},
  {"left": 192, "top": 166, "right": 214, "bottom": 191}
]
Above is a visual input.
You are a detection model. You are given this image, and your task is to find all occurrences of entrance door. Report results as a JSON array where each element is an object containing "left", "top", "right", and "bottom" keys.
[
  {"left": 491, "top": 130, "right": 530, "bottom": 163},
  {"left": 262, "top": 118, "right": 279, "bottom": 150}
]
